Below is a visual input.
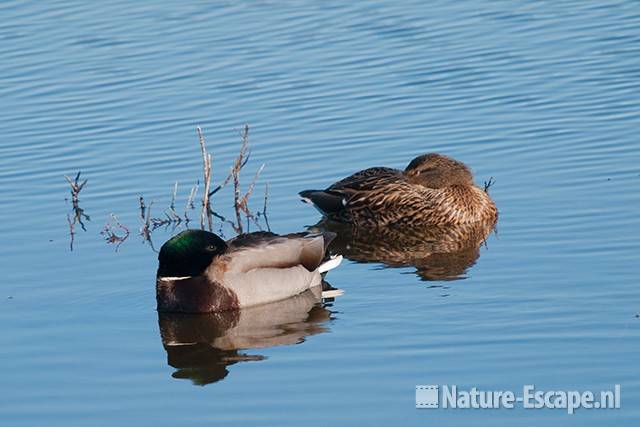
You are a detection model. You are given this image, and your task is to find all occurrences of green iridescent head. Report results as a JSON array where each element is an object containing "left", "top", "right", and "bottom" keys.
[{"left": 157, "top": 230, "right": 227, "bottom": 278}]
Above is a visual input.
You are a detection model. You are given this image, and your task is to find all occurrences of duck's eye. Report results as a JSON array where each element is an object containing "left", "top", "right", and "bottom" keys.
[{"left": 207, "top": 245, "right": 217, "bottom": 251}]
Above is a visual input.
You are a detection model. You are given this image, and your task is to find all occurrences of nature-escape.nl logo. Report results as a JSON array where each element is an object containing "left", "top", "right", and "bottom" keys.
[{"left": 415, "top": 384, "right": 620, "bottom": 414}]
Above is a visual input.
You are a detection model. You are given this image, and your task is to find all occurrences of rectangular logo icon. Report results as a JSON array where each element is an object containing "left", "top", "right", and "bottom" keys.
[{"left": 416, "top": 385, "right": 439, "bottom": 409}]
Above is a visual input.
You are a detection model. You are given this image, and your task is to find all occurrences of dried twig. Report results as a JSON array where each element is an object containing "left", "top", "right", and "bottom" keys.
[
  {"left": 139, "top": 197, "right": 151, "bottom": 238},
  {"left": 208, "top": 172, "right": 232, "bottom": 196},
  {"left": 139, "top": 196, "right": 147, "bottom": 221},
  {"left": 210, "top": 211, "right": 238, "bottom": 236},
  {"left": 64, "top": 171, "right": 87, "bottom": 205},
  {"left": 64, "top": 171, "right": 90, "bottom": 250},
  {"left": 140, "top": 187, "right": 189, "bottom": 229},
  {"left": 258, "top": 182, "right": 271, "bottom": 232},
  {"left": 197, "top": 127, "right": 213, "bottom": 231},
  {"left": 170, "top": 181, "right": 178, "bottom": 212},
  {"left": 67, "top": 213, "right": 75, "bottom": 251},
  {"left": 101, "top": 214, "right": 130, "bottom": 251},
  {"left": 483, "top": 177, "right": 495, "bottom": 193},
  {"left": 165, "top": 206, "right": 182, "bottom": 223},
  {"left": 185, "top": 183, "right": 198, "bottom": 222},
  {"left": 137, "top": 125, "right": 270, "bottom": 248},
  {"left": 139, "top": 198, "right": 157, "bottom": 250},
  {"left": 71, "top": 205, "right": 90, "bottom": 232},
  {"left": 139, "top": 197, "right": 173, "bottom": 229},
  {"left": 230, "top": 124, "right": 251, "bottom": 233},
  {"left": 64, "top": 172, "right": 90, "bottom": 227},
  {"left": 239, "top": 164, "right": 265, "bottom": 217}
]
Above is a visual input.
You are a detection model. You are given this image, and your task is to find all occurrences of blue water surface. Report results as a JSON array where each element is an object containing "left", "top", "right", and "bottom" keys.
[{"left": 0, "top": 1, "right": 639, "bottom": 425}]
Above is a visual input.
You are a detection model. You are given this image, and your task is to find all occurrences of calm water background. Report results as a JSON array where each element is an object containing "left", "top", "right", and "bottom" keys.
[{"left": 1, "top": 1, "right": 639, "bottom": 425}]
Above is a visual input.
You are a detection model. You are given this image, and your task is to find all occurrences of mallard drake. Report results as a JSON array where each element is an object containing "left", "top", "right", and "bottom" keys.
[
  {"left": 156, "top": 230, "right": 343, "bottom": 313},
  {"left": 299, "top": 153, "right": 497, "bottom": 226}
]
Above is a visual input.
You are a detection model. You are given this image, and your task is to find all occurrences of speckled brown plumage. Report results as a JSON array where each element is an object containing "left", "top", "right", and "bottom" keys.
[
  {"left": 300, "top": 153, "right": 497, "bottom": 227},
  {"left": 310, "top": 218, "right": 496, "bottom": 281}
]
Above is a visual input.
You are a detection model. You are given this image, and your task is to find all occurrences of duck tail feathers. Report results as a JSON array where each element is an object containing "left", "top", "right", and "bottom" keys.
[
  {"left": 299, "top": 190, "right": 345, "bottom": 214},
  {"left": 299, "top": 189, "right": 317, "bottom": 204},
  {"left": 318, "top": 254, "right": 343, "bottom": 273}
]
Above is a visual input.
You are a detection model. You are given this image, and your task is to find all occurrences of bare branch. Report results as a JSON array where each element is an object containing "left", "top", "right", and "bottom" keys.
[
  {"left": 483, "top": 177, "right": 495, "bottom": 193},
  {"left": 139, "top": 196, "right": 146, "bottom": 221},
  {"left": 134, "top": 124, "right": 268, "bottom": 244},
  {"left": 64, "top": 171, "right": 87, "bottom": 205},
  {"left": 65, "top": 172, "right": 90, "bottom": 243},
  {"left": 185, "top": 183, "right": 198, "bottom": 222},
  {"left": 261, "top": 182, "right": 271, "bottom": 232},
  {"left": 240, "top": 163, "right": 265, "bottom": 210},
  {"left": 197, "top": 126, "right": 213, "bottom": 231},
  {"left": 170, "top": 181, "right": 178, "bottom": 211},
  {"left": 230, "top": 124, "right": 252, "bottom": 233},
  {"left": 101, "top": 213, "right": 130, "bottom": 251}
]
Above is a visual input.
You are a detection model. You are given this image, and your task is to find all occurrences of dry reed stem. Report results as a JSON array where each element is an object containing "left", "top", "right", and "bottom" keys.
[{"left": 197, "top": 126, "right": 213, "bottom": 231}]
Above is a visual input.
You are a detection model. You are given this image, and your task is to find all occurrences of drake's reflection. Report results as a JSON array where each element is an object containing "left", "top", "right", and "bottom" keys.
[
  {"left": 158, "top": 287, "right": 331, "bottom": 385},
  {"left": 311, "top": 219, "right": 496, "bottom": 281}
]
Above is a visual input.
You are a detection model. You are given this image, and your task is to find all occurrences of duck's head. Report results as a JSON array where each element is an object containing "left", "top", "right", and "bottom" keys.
[
  {"left": 403, "top": 153, "right": 474, "bottom": 188},
  {"left": 157, "top": 230, "right": 228, "bottom": 279}
]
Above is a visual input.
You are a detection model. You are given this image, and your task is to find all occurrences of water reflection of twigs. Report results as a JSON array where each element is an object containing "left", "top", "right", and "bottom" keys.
[
  {"left": 139, "top": 197, "right": 156, "bottom": 250},
  {"left": 100, "top": 213, "right": 130, "bottom": 251},
  {"left": 66, "top": 213, "right": 76, "bottom": 251},
  {"left": 139, "top": 194, "right": 187, "bottom": 230},
  {"left": 64, "top": 171, "right": 90, "bottom": 251},
  {"left": 138, "top": 182, "right": 202, "bottom": 250}
]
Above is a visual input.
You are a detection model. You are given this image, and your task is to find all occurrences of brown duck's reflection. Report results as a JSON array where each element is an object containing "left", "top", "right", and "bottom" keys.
[
  {"left": 310, "top": 219, "right": 496, "bottom": 281},
  {"left": 158, "top": 287, "right": 332, "bottom": 385}
]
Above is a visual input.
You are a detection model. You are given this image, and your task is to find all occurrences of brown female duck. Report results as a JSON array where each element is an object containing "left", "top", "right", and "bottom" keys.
[{"left": 299, "top": 153, "right": 497, "bottom": 227}]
